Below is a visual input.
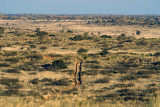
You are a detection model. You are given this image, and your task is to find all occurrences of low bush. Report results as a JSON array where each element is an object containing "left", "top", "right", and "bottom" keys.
[
  {"left": 29, "top": 78, "right": 39, "bottom": 84},
  {"left": 0, "top": 78, "right": 22, "bottom": 95},
  {"left": 26, "top": 54, "right": 43, "bottom": 61},
  {"left": 30, "top": 44, "right": 36, "bottom": 48},
  {"left": 5, "top": 69, "right": 21, "bottom": 73},
  {"left": 40, "top": 46, "right": 47, "bottom": 50},
  {"left": 67, "top": 30, "right": 73, "bottom": 33},
  {"left": 153, "top": 52, "right": 160, "bottom": 57},
  {"left": 4, "top": 51, "right": 18, "bottom": 56},
  {"left": 5, "top": 57, "right": 20, "bottom": 63},
  {"left": 52, "top": 59, "right": 67, "bottom": 69},
  {"left": 70, "top": 35, "right": 92, "bottom": 41},
  {"left": 94, "top": 77, "right": 110, "bottom": 83},
  {"left": 100, "top": 35, "right": 112, "bottom": 38},
  {"left": 49, "top": 34, "right": 56, "bottom": 37},
  {"left": 99, "top": 48, "right": 109, "bottom": 56},
  {"left": 27, "top": 35, "right": 36, "bottom": 37},
  {"left": 120, "top": 75, "right": 138, "bottom": 81},
  {"left": 0, "top": 62, "right": 10, "bottom": 67}
]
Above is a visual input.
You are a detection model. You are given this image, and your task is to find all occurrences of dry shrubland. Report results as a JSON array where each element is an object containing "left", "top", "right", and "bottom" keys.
[{"left": 0, "top": 15, "right": 160, "bottom": 107}]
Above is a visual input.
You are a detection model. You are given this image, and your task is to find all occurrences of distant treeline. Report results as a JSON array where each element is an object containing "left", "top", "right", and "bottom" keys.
[{"left": 0, "top": 14, "right": 160, "bottom": 26}]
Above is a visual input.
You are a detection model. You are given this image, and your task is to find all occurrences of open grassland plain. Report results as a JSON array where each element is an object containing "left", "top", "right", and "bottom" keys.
[{"left": 0, "top": 15, "right": 160, "bottom": 107}]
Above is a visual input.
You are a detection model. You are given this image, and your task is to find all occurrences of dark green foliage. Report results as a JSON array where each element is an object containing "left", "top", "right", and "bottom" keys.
[
  {"left": 77, "top": 48, "right": 88, "bottom": 55},
  {"left": 40, "top": 46, "right": 47, "bottom": 50},
  {"left": 29, "top": 78, "right": 39, "bottom": 84},
  {"left": 3, "top": 51, "right": 18, "bottom": 56},
  {"left": 70, "top": 35, "right": 92, "bottom": 41},
  {"left": 18, "top": 62, "right": 40, "bottom": 71},
  {"left": 40, "top": 78, "right": 52, "bottom": 82},
  {"left": 99, "top": 48, "right": 109, "bottom": 56},
  {"left": 85, "top": 60, "right": 99, "bottom": 64},
  {"left": 120, "top": 75, "right": 138, "bottom": 81},
  {"left": 0, "top": 27, "right": 5, "bottom": 34},
  {"left": 5, "top": 69, "right": 21, "bottom": 73},
  {"left": 94, "top": 77, "right": 110, "bottom": 83},
  {"left": 100, "top": 35, "right": 112, "bottom": 38},
  {"left": 27, "top": 35, "right": 36, "bottom": 37},
  {"left": 0, "top": 62, "right": 10, "bottom": 67},
  {"left": 36, "top": 31, "right": 48, "bottom": 37},
  {"left": 144, "top": 88, "right": 158, "bottom": 94},
  {"left": 48, "top": 54, "right": 62, "bottom": 57},
  {"left": 5, "top": 57, "right": 20, "bottom": 63},
  {"left": 113, "top": 83, "right": 135, "bottom": 88},
  {"left": 41, "top": 64, "right": 53, "bottom": 71},
  {"left": 52, "top": 59, "right": 67, "bottom": 69},
  {"left": 0, "top": 78, "right": 22, "bottom": 95},
  {"left": 35, "top": 28, "right": 40, "bottom": 32},
  {"left": 67, "top": 30, "right": 73, "bottom": 33},
  {"left": 30, "top": 44, "right": 36, "bottom": 48},
  {"left": 136, "top": 30, "right": 141, "bottom": 35},
  {"left": 136, "top": 39, "right": 147, "bottom": 45},
  {"left": 0, "top": 45, "right": 4, "bottom": 50},
  {"left": 70, "top": 35, "right": 84, "bottom": 41},
  {"left": 49, "top": 34, "right": 56, "bottom": 37},
  {"left": 153, "top": 52, "right": 160, "bottom": 57},
  {"left": 117, "top": 33, "right": 128, "bottom": 40}
]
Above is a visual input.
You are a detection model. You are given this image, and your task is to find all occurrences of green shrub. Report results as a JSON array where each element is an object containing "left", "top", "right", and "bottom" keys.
[
  {"left": 0, "top": 27, "right": 4, "bottom": 34},
  {"left": 67, "top": 30, "right": 73, "bottom": 33},
  {"left": 100, "top": 35, "right": 112, "bottom": 38},
  {"left": 4, "top": 51, "right": 18, "bottom": 56},
  {"left": 70, "top": 35, "right": 92, "bottom": 41},
  {"left": 49, "top": 34, "right": 56, "bottom": 37},
  {"left": 120, "top": 75, "right": 138, "bottom": 81},
  {"left": 5, "top": 69, "right": 21, "bottom": 73},
  {"left": 136, "top": 30, "right": 141, "bottom": 35},
  {"left": 29, "top": 78, "right": 39, "bottom": 84},
  {"left": 36, "top": 31, "right": 48, "bottom": 37},
  {"left": 0, "top": 62, "right": 10, "bottom": 67},
  {"left": 99, "top": 48, "right": 109, "bottom": 56},
  {"left": 154, "top": 52, "right": 160, "bottom": 57},
  {"left": 27, "top": 35, "right": 36, "bottom": 37},
  {"left": 5, "top": 57, "right": 20, "bottom": 63},
  {"left": 0, "top": 78, "right": 22, "bottom": 95},
  {"left": 40, "top": 46, "right": 47, "bottom": 50},
  {"left": 52, "top": 59, "right": 67, "bottom": 69},
  {"left": 30, "top": 44, "right": 36, "bottom": 48},
  {"left": 116, "top": 33, "right": 128, "bottom": 40},
  {"left": 70, "top": 35, "right": 84, "bottom": 41}
]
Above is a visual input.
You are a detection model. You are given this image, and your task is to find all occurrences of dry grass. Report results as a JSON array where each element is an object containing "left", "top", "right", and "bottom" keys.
[{"left": 0, "top": 17, "right": 160, "bottom": 107}]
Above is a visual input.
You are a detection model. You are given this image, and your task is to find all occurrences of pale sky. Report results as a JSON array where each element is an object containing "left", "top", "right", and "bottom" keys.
[{"left": 0, "top": 0, "right": 160, "bottom": 15}]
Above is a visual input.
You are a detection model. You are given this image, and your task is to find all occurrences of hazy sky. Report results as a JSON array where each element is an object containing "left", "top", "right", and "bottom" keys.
[{"left": 0, "top": 0, "right": 160, "bottom": 15}]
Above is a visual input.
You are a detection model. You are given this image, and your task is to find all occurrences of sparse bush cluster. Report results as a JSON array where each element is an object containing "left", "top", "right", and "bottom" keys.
[
  {"left": 70, "top": 35, "right": 92, "bottom": 41},
  {"left": 0, "top": 78, "right": 23, "bottom": 95}
]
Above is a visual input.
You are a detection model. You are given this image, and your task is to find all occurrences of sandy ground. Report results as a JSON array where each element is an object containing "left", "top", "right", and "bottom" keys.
[{"left": 1, "top": 20, "right": 160, "bottom": 38}]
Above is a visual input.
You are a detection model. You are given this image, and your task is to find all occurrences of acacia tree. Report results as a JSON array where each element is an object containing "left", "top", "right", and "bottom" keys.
[{"left": 74, "top": 48, "right": 88, "bottom": 85}]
